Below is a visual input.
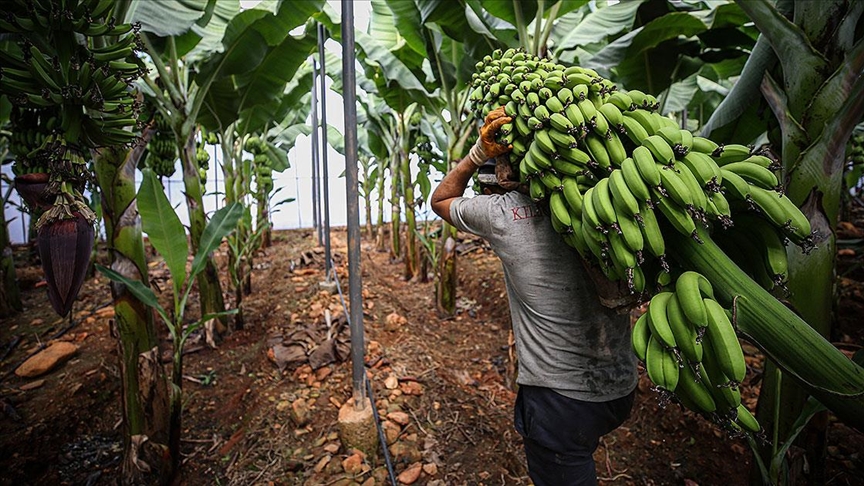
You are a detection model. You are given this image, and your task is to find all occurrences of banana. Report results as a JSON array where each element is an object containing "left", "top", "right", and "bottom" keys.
[
  {"left": 608, "top": 229, "right": 637, "bottom": 269},
  {"left": 736, "top": 404, "right": 761, "bottom": 433},
  {"left": 616, "top": 209, "right": 644, "bottom": 254},
  {"left": 565, "top": 72, "right": 594, "bottom": 89},
  {"left": 28, "top": 46, "right": 62, "bottom": 91},
  {"left": 556, "top": 87, "right": 575, "bottom": 106},
  {"left": 675, "top": 271, "right": 711, "bottom": 328},
  {"left": 666, "top": 293, "right": 703, "bottom": 363},
  {"left": 747, "top": 185, "right": 796, "bottom": 229},
  {"left": 633, "top": 146, "right": 662, "bottom": 187},
  {"left": 679, "top": 129, "right": 693, "bottom": 153},
  {"left": 545, "top": 96, "right": 565, "bottom": 114},
  {"left": 528, "top": 140, "right": 554, "bottom": 169},
  {"left": 549, "top": 129, "right": 578, "bottom": 149},
  {"left": 549, "top": 191, "right": 573, "bottom": 233},
  {"left": 623, "top": 108, "right": 659, "bottom": 136},
  {"left": 529, "top": 177, "right": 548, "bottom": 201},
  {"left": 700, "top": 344, "right": 742, "bottom": 411},
  {"left": 647, "top": 292, "right": 678, "bottom": 350},
  {"left": 638, "top": 200, "right": 666, "bottom": 258},
  {"left": 620, "top": 157, "right": 652, "bottom": 203},
  {"left": 775, "top": 193, "right": 813, "bottom": 243},
  {"left": 672, "top": 161, "right": 708, "bottom": 213},
  {"left": 598, "top": 103, "right": 624, "bottom": 130},
  {"left": 608, "top": 169, "right": 640, "bottom": 217},
  {"left": 606, "top": 92, "right": 633, "bottom": 112},
  {"left": 549, "top": 112, "right": 575, "bottom": 134},
  {"left": 740, "top": 154, "right": 779, "bottom": 170},
  {"left": 577, "top": 98, "right": 598, "bottom": 126},
  {"left": 511, "top": 88, "right": 527, "bottom": 104},
  {"left": 692, "top": 136, "right": 719, "bottom": 154},
  {"left": 558, "top": 146, "right": 592, "bottom": 166},
  {"left": 514, "top": 114, "right": 533, "bottom": 137},
  {"left": 565, "top": 216, "right": 590, "bottom": 257},
  {"left": 604, "top": 131, "right": 628, "bottom": 167},
  {"left": 642, "top": 135, "right": 676, "bottom": 164},
  {"left": 703, "top": 298, "right": 746, "bottom": 384},
  {"left": 534, "top": 129, "right": 557, "bottom": 155},
  {"left": 722, "top": 161, "right": 779, "bottom": 189},
  {"left": 627, "top": 89, "right": 648, "bottom": 109},
  {"left": 584, "top": 134, "right": 612, "bottom": 171},
  {"left": 527, "top": 116, "right": 545, "bottom": 130},
  {"left": 561, "top": 176, "right": 585, "bottom": 214},
  {"left": 714, "top": 143, "right": 752, "bottom": 164},
  {"left": 719, "top": 168, "right": 752, "bottom": 200},
  {"left": 655, "top": 196, "right": 698, "bottom": 239},
  {"left": 552, "top": 157, "right": 588, "bottom": 177},
  {"left": 538, "top": 87, "right": 555, "bottom": 102},
  {"left": 656, "top": 126, "right": 683, "bottom": 151},
  {"left": 707, "top": 191, "right": 733, "bottom": 228},
  {"left": 526, "top": 91, "right": 541, "bottom": 109},
  {"left": 592, "top": 105, "right": 611, "bottom": 138},
  {"left": 592, "top": 177, "right": 618, "bottom": 225},
  {"left": 564, "top": 103, "right": 586, "bottom": 135},
  {"left": 681, "top": 151, "right": 722, "bottom": 191},
  {"left": 675, "top": 362, "right": 717, "bottom": 414},
  {"left": 581, "top": 214, "right": 608, "bottom": 262},
  {"left": 632, "top": 312, "right": 651, "bottom": 362},
  {"left": 538, "top": 170, "right": 564, "bottom": 191},
  {"left": 739, "top": 214, "right": 789, "bottom": 287},
  {"left": 517, "top": 101, "right": 534, "bottom": 119},
  {"left": 581, "top": 186, "right": 603, "bottom": 230},
  {"left": 571, "top": 84, "right": 590, "bottom": 102},
  {"left": 657, "top": 165, "right": 695, "bottom": 209},
  {"left": 646, "top": 335, "right": 680, "bottom": 392},
  {"left": 534, "top": 104, "right": 551, "bottom": 121},
  {"left": 620, "top": 115, "right": 650, "bottom": 145}
]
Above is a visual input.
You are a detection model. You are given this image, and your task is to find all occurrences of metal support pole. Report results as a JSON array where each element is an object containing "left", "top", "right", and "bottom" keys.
[
  {"left": 310, "top": 58, "right": 322, "bottom": 243},
  {"left": 318, "top": 23, "right": 332, "bottom": 282},
  {"left": 341, "top": 0, "right": 366, "bottom": 409}
]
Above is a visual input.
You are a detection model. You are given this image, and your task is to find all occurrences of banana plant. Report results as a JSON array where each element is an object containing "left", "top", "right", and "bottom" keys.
[
  {"left": 0, "top": 2, "right": 179, "bottom": 482},
  {"left": 134, "top": 0, "right": 325, "bottom": 326},
  {"left": 696, "top": 0, "right": 864, "bottom": 478},
  {"left": 358, "top": 154, "right": 379, "bottom": 238},
  {"left": 99, "top": 169, "right": 242, "bottom": 478}
]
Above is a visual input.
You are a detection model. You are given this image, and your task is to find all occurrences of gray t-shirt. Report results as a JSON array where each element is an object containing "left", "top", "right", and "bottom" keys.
[{"left": 450, "top": 191, "right": 637, "bottom": 402}]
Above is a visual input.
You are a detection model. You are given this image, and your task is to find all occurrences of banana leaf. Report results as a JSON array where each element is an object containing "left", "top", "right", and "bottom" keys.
[{"left": 138, "top": 169, "right": 188, "bottom": 296}]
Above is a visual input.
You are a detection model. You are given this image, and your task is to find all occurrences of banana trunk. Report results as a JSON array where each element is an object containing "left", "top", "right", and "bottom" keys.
[
  {"left": 94, "top": 144, "right": 173, "bottom": 484},
  {"left": 670, "top": 228, "right": 864, "bottom": 432}
]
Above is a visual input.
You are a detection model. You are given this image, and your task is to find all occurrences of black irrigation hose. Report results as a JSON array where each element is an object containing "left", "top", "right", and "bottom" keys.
[{"left": 329, "top": 265, "right": 398, "bottom": 486}]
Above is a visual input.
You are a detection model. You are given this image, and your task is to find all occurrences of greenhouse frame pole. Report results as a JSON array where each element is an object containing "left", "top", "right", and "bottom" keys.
[
  {"left": 318, "top": 23, "right": 332, "bottom": 282},
  {"left": 341, "top": 0, "right": 366, "bottom": 409},
  {"left": 310, "top": 58, "right": 322, "bottom": 245}
]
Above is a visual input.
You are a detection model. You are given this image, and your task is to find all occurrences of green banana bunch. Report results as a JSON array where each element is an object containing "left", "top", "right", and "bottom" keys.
[
  {"left": 465, "top": 48, "right": 830, "bottom": 439},
  {"left": 633, "top": 270, "right": 757, "bottom": 431}
]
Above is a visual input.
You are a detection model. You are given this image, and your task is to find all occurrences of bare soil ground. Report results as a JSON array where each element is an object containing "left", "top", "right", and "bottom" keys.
[{"left": 1, "top": 217, "right": 863, "bottom": 485}]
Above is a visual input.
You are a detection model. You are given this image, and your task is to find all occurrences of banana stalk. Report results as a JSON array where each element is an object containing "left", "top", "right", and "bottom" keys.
[{"left": 670, "top": 227, "right": 864, "bottom": 432}]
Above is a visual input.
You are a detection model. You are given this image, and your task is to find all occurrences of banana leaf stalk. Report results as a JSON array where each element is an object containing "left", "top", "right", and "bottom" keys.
[
  {"left": 670, "top": 228, "right": 864, "bottom": 432},
  {"left": 94, "top": 145, "right": 172, "bottom": 484}
]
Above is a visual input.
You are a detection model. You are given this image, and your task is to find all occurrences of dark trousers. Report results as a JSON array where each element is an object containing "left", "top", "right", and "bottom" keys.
[{"left": 514, "top": 385, "right": 635, "bottom": 486}]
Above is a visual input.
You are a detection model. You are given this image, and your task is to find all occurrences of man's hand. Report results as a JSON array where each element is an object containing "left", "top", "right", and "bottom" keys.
[
  {"left": 467, "top": 107, "right": 513, "bottom": 167},
  {"left": 479, "top": 107, "right": 513, "bottom": 159}
]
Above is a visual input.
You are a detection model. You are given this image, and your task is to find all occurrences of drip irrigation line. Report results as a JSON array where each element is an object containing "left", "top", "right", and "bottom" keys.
[{"left": 328, "top": 264, "right": 397, "bottom": 486}]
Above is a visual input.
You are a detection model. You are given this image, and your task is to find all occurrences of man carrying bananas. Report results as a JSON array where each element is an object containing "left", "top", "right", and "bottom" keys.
[{"left": 431, "top": 107, "right": 638, "bottom": 486}]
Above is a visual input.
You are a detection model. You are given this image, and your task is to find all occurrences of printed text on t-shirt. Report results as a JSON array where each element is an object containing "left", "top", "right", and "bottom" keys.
[{"left": 511, "top": 204, "right": 545, "bottom": 221}]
